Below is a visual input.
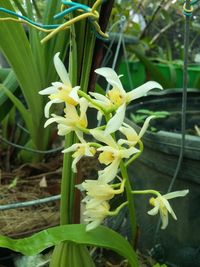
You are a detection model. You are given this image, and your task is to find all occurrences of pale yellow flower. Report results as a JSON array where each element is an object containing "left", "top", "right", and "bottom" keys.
[
  {"left": 44, "top": 97, "right": 88, "bottom": 141},
  {"left": 81, "top": 179, "right": 125, "bottom": 204},
  {"left": 90, "top": 129, "right": 139, "bottom": 183},
  {"left": 147, "top": 190, "right": 189, "bottom": 229},
  {"left": 90, "top": 67, "right": 162, "bottom": 134},
  {"left": 84, "top": 200, "right": 110, "bottom": 231},
  {"left": 62, "top": 143, "right": 95, "bottom": 172},
  {"left": 39, "top": 52, "right": 80, "bottom": 118}
]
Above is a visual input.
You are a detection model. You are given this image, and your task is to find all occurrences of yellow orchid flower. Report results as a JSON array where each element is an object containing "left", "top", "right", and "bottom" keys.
[
  {"left": 90, "top": 67, "right": 162, "bottom": 134},
  {"left": 81, "top": 179, "right": 125, "bottom": 204},
  {"left": 90, "top": 129, "right": 139, "bottom": 183},
  {"left": 84, "top": 200, "right": 110, "bottom": 231},
  {"left": 62, "top": 142, "right": 96, "bottom": 173},
  {"left": 39, "top": 52, "right": 80, "bottom": 118},
  {"left": 44, "top": 97, "right": 88, "bottom": 142},
  {"left": 147, "top": 190, "right": 189, "bottom": 229}
]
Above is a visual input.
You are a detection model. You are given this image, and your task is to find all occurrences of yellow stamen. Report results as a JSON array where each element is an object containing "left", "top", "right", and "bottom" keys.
[{"left": 107, "top": 88, "right": 124, "bottom": 106}]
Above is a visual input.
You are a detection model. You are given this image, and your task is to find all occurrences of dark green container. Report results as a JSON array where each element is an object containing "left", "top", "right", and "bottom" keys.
[
  {"left": 119, "top": 60, "right": 200, "bottom": 90},
  {"left": 152, "top": 63, "right": 200, "bottom": 89},
  {"left": 118, "top": 60, "right": 146, "bottom": 90},
  {"left": 126, "top": 89, "right": 200, "bottom": 266}
]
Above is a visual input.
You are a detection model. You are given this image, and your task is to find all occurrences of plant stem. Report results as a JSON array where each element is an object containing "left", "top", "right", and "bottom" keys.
[
  {"left": 120, "top": 161, "right": 136, "bottom": 245},
  {"left": 60, "top": 134, "right": 74, "bottom": 225}
]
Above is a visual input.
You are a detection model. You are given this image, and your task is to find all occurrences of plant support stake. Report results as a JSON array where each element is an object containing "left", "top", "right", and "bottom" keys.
[{"left": 154, "top": 0, "right": 193, "bottom": 244}]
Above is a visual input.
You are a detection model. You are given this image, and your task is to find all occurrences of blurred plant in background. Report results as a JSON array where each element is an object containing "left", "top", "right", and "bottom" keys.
[
  {"left": 0, "top": 0, "right": 68, "bottom": 163},
  {"left": 112, "top": 0, "right": 200, "bottom": 89}
]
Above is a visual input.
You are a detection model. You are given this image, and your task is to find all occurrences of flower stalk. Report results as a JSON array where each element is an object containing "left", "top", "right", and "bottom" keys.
[{"left": 120, "top": 161, "right": 137, "bottom": 244}]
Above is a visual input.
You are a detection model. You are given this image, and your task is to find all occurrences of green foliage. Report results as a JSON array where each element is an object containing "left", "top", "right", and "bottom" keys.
[
  {"left": 131, "top": 109, "right": 170, "bottom": 124},
  {"left": 49, "top": 242, "right": 95, "bottom": 267},
  {"left": 0, "top": 0, "right": 68, "bottom": 159},
  {"left": 153, "top": 263, "right": 168, "bottom": 267},
  {"left": 0, "top": 224, "right": 139, "bottom": 267}
]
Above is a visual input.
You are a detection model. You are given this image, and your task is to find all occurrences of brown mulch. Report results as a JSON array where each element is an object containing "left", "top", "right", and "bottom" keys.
[
  {"left": 0, "top": 155, "right": 62, "bottom": 237},
  {"left": 0, "top": 151, "right": 101, "bottom": 237}
]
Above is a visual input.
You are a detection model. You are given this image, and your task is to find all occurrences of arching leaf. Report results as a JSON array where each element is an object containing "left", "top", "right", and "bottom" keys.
[{"left": 0, "top": 224, "right": 139, "bottom": 267}]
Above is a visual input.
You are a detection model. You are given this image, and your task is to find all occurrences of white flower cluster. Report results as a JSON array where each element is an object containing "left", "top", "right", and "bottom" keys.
[{"left": 39, "top": 53, "right": 188, "bottom": 231}]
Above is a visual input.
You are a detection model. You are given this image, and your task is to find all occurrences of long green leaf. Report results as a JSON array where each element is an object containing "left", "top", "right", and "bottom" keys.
[
  {"left": 12, "top": 0, "right": 27, "bottom": 17},
  {"left": 0, "top": 224, "right": 139, "bottom": 267},
  {"left": 0, "top": 68, "right": 11, "bottom": 82},
  {"left": 0, "top": 70, "right": 17, "bottom": 104},
  {"left": 42, "top": 0, "right": 69, "bottom": 83},
  {"left": 0, "top": 70, "right": 19, "bottom": 121},
  {"left": 0, "top": 0, "right": 49, "bottom": 150},
  {"left": 0, "top": 84, "right": 32, "bottom": 131},
  {"left": 0, "top": 0, "right": 43, "bottom": 117}
]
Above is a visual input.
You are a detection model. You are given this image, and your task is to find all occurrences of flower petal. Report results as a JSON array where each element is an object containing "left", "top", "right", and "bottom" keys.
[
  {"left": 58, "top": 125, "right": 71, "bottom": 136},
  {"left": 69, "top": 86, "right": 80, "bottom": 102},
  {"left": 79, "top": 97, "right": 88, "bottom": 119},
  {"left": 139, "top": 115, "right": 155, "bottom": 138},
  {"left": 44, "top": 99, "right": 62, "bottom": 118},
  {"left": 98, "top": 158, "right": 120, "bottom": 183},
  {"left": 90, "top": 129, "right": 117, "bottom": 148},
  {"left": 126, "top": 81, "right": 163, "bottom": 102},
  {"left": 160, "top": 209, "right": 169, "bottom": 230},
  {"left": 39, "top": 86, "right": 57, "bottom": 95},
  {"left": 105, "top": 103, "right": 126, "bottom": 135},
  {"left": 147, "top": 205, "right": 159, "bottom": 216},
  {"left": 163, "top": 190, "right": 189, "bottom": 200},
  {"left": 90, "top": 92, "right": 110, "bottom": 104},
  {"left": 86, "top": 219, "right": 102, "bottom": 231},
  {"left": 95, "top": 67, "right": 124, "bottom": 93},
  {"left": 54, "top": 52, "right": 71, "bottom": 87},
  {"left": 62, "top": 143, "right": 78, "bottom": 154},
  {"left": 71, "top": 154, "right": 82, "bottom": 173},
  {"left": 121, "top": 146, "right": 140, "bottom": 158}
]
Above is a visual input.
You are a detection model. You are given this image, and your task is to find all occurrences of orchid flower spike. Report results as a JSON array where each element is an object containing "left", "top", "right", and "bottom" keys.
[
  {"left": 91, "top": 67, "right": 162, "bottom": 135},
  {"left": 147, "top": 190, "right": 189, "bottom": 229},
  {"left": 90, "top": 129, "right": 139, "bottom": 183},
  {"left": 44, "top": 97, "right": 88, "bottom": 142},
  {"left": 62, "top": 142, "right": 95, "bottom": 173},
  {"left": 39, "top": 52, "right": 80, "bottom": 118}
]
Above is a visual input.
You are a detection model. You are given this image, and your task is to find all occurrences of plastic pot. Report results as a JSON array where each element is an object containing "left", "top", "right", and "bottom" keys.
[
  {"left": 119, "top": 60, "right": 200, "bottom": 90},
  {"left": 125, "top": 89, "right": 200, "bottom": 266}
]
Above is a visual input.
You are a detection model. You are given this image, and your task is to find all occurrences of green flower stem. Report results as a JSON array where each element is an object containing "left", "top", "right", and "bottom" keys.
[
  {"left": 60, "top": 10, "right": 78, "bottom": 225},
  {"left": 108, "top": 201, "right": 128, "bottom": 216},
  {"left": 120, "top": 161, "right": 137, "bottom": 244},
  {"left": 125, "top": 140, "right": 143, "bottom": 167},
  {"left": 60, "top": 133, "right": 74, "bottom": 225},
  {"left": 77, "top": 126, "right": 90, "bottom": 134},
  {"left": 78, "top": 90, "right": 106, "bottom": 113},
  {"left": 88, "top": 142, "right": 102, "bottom": 148},
  {"left": 132, "top": 189, "right": 160, "bottom": 197},
  {"left": 111, "top": 183, "right": 122, "bottom": 188},
  {"left": 69, "top": 133, "right": 78, "bottom": 223}
]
